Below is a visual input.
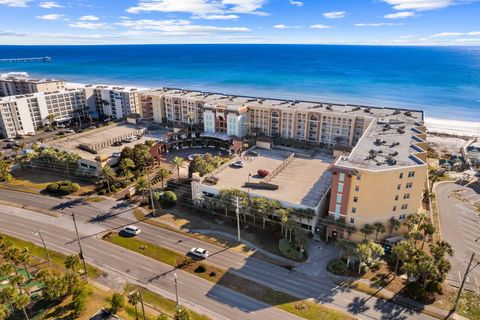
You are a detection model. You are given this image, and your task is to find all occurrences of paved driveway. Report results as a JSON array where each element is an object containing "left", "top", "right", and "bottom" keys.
[{"left": 435, "top": 182, "right": 480, "bottom": 292}]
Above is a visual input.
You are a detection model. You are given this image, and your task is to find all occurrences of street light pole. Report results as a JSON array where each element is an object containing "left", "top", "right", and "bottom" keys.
[
  {"left": 35, "top": 230, "right": 51, "bottom": 263},
  {"left": 174, "top": 273, "right": 179, "bottom": 310},
  {"left": 147, "top": 173, "right": 156, "bottom": 217},
  {"left": 71, "top": 213, "right": 88, "bottom": 276},
  {"left": 138, "top": 289, "right": 146, "bottom": 320},
  {"left": 453, "top": 238, "right": 480, "bottom": 311},
  {"left": 235, "top": 196, "right": 241, "bottom": 242}
]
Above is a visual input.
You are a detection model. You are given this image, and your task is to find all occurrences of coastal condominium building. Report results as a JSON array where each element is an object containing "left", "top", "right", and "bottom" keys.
[
  {"left": 0, "top": 72, "right": 66, "bottom": 97},
  {"left": 78, "top": 84, "right": 141, "bottom": 119},
  {"left": 0, "top": 88, "right": 88, "bottom": 138},
  {"left": 327, "top": 114, "right": 428, "bottom": 240}
]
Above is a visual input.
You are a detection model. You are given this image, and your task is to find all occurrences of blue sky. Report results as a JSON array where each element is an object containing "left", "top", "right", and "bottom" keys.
[{"left": 0, "top": 0, "right": 479, "bottom": 45}]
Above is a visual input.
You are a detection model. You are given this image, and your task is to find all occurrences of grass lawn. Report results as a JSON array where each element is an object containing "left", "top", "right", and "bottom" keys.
[
  {"left": 1, "top": 233, "right": 102, "bottom": 279},
  {"left": 103, "top": 232, "right": 354, "bottom": 320}
]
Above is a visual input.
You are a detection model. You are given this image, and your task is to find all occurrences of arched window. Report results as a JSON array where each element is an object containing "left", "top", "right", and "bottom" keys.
[{"left": 310, "top": 114, "right": 319, "bottom": 121}]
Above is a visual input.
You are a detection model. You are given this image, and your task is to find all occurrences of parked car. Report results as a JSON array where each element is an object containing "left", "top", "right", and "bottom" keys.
[
  {"left": 189, "top": 247, "right": 209, "bottom": 259},
  {"left": 15, "top": 134, "right": 24, "bottom": 139},
  {"left": 45, "top": 127, "right": 55, "bottom": 132},
  {"left": 57, "top": 124, "right": 66, "bottom": 128},
  {"left": 232, "top": 160, "right": 245, "bottom": 168},
  {"left": 65, "top": 129, "right": 76, "bottom": 134},
  {"left": 122, "top": 225, "right": 141, "bottom": 236},
  {"left": 4, "top": 138, "right": 15, "bottom": 143},
  {"left": 26, "top": 132, "right": 36, "bottom": 136},
  {"left": 112, "top": 152, "right": 122, "bottom": 158},
  {"left": 113, "top": 141, "right": 123, "bottom": 147},
  {"left": 247, "top": 150, "right": 259, "bottom": 156}
]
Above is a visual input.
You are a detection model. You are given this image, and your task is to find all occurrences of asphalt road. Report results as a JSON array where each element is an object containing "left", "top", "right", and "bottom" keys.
[
  {"left": 0, "top": 189, "right": 434, "bottom": 320},
  {"left": 435, "top": 182, "right": 480, "bottom": 292}
]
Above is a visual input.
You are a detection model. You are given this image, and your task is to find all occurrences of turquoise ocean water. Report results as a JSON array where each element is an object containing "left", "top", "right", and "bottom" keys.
[{"left": 0, "top": 44, "right": 479, "bottom": 121}]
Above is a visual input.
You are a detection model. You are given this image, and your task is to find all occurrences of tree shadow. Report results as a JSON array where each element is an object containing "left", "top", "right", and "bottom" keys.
[{"left": 347, "top": 296, "right": 370, "bottom": 314}]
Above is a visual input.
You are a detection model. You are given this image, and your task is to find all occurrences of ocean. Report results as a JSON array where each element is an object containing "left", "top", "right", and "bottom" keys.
[{"left": 0, "top": 44, "right": 479, "bottom": 121}]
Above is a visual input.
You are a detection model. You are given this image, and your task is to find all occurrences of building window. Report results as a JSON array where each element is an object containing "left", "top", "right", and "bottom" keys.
[
  {"left": 399, "top": 214, "right": 406, "bottom": 220},
  {"left": 350, "top": 217, "right": 355, "bottom": 223},
  {"left": 395, "top": 195, "right": 399, "bottom": 201},
  {"left": 336, "top": 194, "right": 343, "bottom": 204},
  {"left": 337, "top": 182, "right": 344, "bottom": 193},
  {"left": 393, "top": 206, "right": 397, "bottom": 211},
  {"left": 353, "top": 196, "right": 358, "bottom": 203},
  {"left": 403, "top": 193, "right": 410, "bottom": 199},
  {"left": 352, "top": 207, "right": 356, "bottom": 213},
  {"left": 408, "top": 171, "right": 415, "bottom": 178},
  {"left": 401, "top": 204, "right": 408, "bottom": 210},
  {"left": 406, "top": 182, "right": 413, "bottom": 189},
  {"left": 355, "top": 185, "right": 360, "bottom": 192},
  {"left": 339, "top": 172, "right": 345, "bottom": 182},
  {"left": 397, "top": 184, "right": 401, "bottom": 190},
  {"left": 335, "top": 204, "right": 341, "bottom": 214},
  {"left": 356, "top": 174, "right": 361, "bottom": 180},
  {"left": 399, "top": 172, "right": 403, "bottom": 179}
]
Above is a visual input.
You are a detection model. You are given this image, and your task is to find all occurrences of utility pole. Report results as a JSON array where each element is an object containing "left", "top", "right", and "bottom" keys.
[
  {"left": 146, "top": 171, "right": 156, "bottom": 217},
  {"left": 34, "top": 230, "right": 51, "bottom": 263},
  {"left": 236, "top": 196, "right": 241, "bottom": 242},
  {"left": 138, "top": 289, "right": 146, "bottom": 320},
  {"left": 174, "top": 273, "right": 179, "bottom": 310},
  {"left": 454, "top": 238, "right": 480, "bottom": 311},
  {"left": 71, "top": 213, "right": 88, "bottom": 276}
]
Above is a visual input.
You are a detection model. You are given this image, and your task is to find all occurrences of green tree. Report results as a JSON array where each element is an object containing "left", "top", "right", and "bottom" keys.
[
  {"left": 155, "top": 167, "right": 170, "bottom": 189},
  {"left": 17, "top": 251, "right": 31, "bottom": 280},
  {"left": 336, "top": 240, "right": 357, "bottom": 268},
  {"left": 392, "top": 240, "right": 416, "bottom": 275},
  {"left": 101, "top": 165, "right": 116, "bottom": 193},
  {"left": 157, "top": 313, "right": 168, "bottom": 320},
  {"left": 0, "top": 285, "right": 16, "bottom": 315},
  {"left": 420, "top": 222, "right": 436, "bottom": 249},
  {"left": 120, "top": 158, "right": 136, "bottom": 178},
  {"left": 278, "top": 208, "right": 291, "bottom": 234},
  {"left": 360, "top": 224, "right": 374, "bottom": 240},
  {"left": 128, "top": 291, "right": 140, "bottom": 320},
  {"left": 109, "top": 292, "right": 125, "bottom": 314},
  {"left": 171, "top": 156, "right": 185, "bottom": 179},
  {"left": 355, "top": 240, "right": 384, "bottom": 274},
  {"left": 388, "top": 217, "right": 401, "bottom": 236},
  {"left": 175, "top": 306, "right": 190, "bottom": 320},
  {"left": 64, "top": 254, "right": 80, "bottom": 272},
  {"left": 0, "top": 159, "right": 12, "bottom": 182},
  {"left": 136, "top": 177, "right": 148, "bottom": 204},
  {"left": 373, "top": 222, "right": 385, "bottom": 240},
  {"left": 132, "top": 144, "right": 153, "bottom": 175},
  {"left": 71, "top": 284, "right": 91, "bottom": 317},
  {"left": 121, "top": 146, "right": 134, "bottom": 162},
  {"left": 345, "top": 225, "right": 357, "bottom": 240},
  {"left": 430, "top": 240, "right": 454, "bottom": 262}
]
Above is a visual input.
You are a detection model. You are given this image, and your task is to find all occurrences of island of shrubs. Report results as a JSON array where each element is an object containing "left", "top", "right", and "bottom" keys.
[{"left": 45, "top": 180, "right": 80, "bottom": 195}]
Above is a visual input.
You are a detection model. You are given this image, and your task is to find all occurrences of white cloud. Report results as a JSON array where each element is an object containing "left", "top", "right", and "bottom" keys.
[
  {"left": 289, "top": 0, "right": 303, "bottom": 6},
  {"left": 323, "top": 11, "right": 346, "bottom": 19},
  {"left": 79, "top": 15, "right": 100, "bottom": 21},
  {"left": 382, "top": 0, "right": 476, "bottom": 11},
  {"left": 126, "top": 0, "right": 267, "bottom": 15},
  {"left": 273, "top": 24, "right": 301, "bottom": 29},
  {"left": 310, "top": 24, "right": 331, "bottom": 29},
  {"left": 0, "top": 0, "right": 31, "bottom": 7},
  {"left": 69, "top": 22, "right": 110, "bottom": 29},
  {"left": 193, "top": 14, "right": 239, "bottom": 19},
  {"left": 355, "top": 22, "right": 403, "bottom": 27},
  {"left": 455, "top": 38, "right": 480, "bottom": 43},
  {"left": 384, "top": 11, "right": 415, "bottom": 18},
  {"left": 431, "top": 31, "right": 480, "bottom": 37},
  {"left": 36, "top": 13, "right": 64, "bottom": 20},
  {"left": 116, "top": 19, "right": 250, "bottom": 35},
  {"left": 39, "top": 1, "right": 62, "bottom": 8},
  {"left": 118, "top": 16, "right": 131, "bottom": 20}
]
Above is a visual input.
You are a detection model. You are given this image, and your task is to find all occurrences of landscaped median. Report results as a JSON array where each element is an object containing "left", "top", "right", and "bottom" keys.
[{"left": 103, "top": 232, "right": 354, "bottom": 320}]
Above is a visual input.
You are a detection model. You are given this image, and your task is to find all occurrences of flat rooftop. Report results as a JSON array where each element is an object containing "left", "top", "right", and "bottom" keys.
[
  {"left": 335, "top": 117, "right": 427, "bottom": 170},
  {"left": 45, "top": 124, "right": 169, "bottom": 161},
  {"left": 206, "top": 148, "right": 333, "bottom": 208},
  {"left": 0, "top": 72, "right": 63, "bottom": 83}
]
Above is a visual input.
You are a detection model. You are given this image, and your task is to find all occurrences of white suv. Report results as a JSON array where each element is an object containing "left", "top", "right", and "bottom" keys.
[
  {"left": 122, "top": 225, "right": 141, "bottom": 235},
  {"left": 189, "top": 247, "right": 209, "bottom": 259}
]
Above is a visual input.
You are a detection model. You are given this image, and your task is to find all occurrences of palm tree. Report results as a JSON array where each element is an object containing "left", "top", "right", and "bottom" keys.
[
  {"left": 430, "top": 240, "right": 454, "bottom": 262},
  {"left": 345, "top": 225, "right": 357, "bottom": 240},
  {"left": 420, "top": 222, "right": 436, "bottom": 249},
  {"left": 170, "top": 156, "right": 185, "bottom": 179},
  {"left": 373, "top": 222, "right": 385, "bottom": 240},
  {"left": 128, "top": 291, "right": 140, "bottom": 320},
  {"left": 100, "top": 165, "right": 115, "bottom": 193},
  {"left": 135, "top": 177, "right": 148, "bottom": 203},
  {"left": 388, "top": 217, "right": 401, "bottom": 236},
  {"left": 155, "top": 168, "right": 170, "bottom": 189},
  {"left": 64, "top": 254, "right": 80, "bottom": 272},
  {"left": 278, "top": 208, "right": 291, "bottom": 234},
  {"left": 17, "top": 252, "right": 30, "bottom": 280},
  {"left": 360, "top": 224, "right": 374, "bottom": 239},
  {"left": 46, "top": 114, "right": 55, "bottom": 125},
  {"left": 119, "top": 158, "right": 135, "bottom": 178}
]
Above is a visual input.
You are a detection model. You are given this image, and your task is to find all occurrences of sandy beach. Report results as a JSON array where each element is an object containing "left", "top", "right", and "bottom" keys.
[{"left": 425, "top": 117, "right": 480, "bottom": 137}]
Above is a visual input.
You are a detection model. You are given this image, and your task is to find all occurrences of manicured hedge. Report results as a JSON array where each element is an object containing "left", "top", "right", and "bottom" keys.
[
  {"left": 45, "top": 180, "right": 80, "bottom": 195},
  {"left": 278, "top": 238, "right": 303, "bottom": 261},
  {"left": 160, "top": 191, "right": 177, "bottom": 208}
]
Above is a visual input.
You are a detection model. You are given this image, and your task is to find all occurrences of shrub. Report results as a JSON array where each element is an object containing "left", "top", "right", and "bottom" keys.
[
  {"left": 98, "top": 189, "right": 107, "bottom": 195},
  {"left": 160, "top": 191, "right": 177, "bottom": 208},
  {"left": 194, "top": 265, "right": 206, "bottom": 273},
  {"left": 257, "top": 169, "right": 269, "bottom": 177},
  {"left": 109, "top": 292, "right": 124, "bottom": 314},
  {"left": 45, "top": 180, "right": 80, "bottom": 195},
  {"left": 327, "top": 258, "right": 349, "bottom": 276},
  {"left": 209, "top": 271, "right": 216, "bottom": 277},
  {"left": 278, "top": 238, "right": 303, "bottom": 261}
]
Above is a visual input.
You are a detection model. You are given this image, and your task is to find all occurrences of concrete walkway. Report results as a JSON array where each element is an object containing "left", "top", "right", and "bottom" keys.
[{"left": 293, "top": 240, "right": 339, "bottom": 278}]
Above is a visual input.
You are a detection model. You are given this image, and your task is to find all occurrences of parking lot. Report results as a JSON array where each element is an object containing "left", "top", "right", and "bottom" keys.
[{"left": 436, "top": 182, "right": 480, "bottom": 292}]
